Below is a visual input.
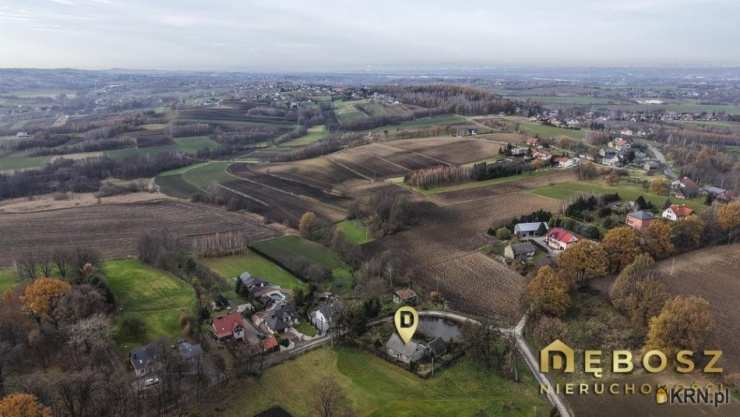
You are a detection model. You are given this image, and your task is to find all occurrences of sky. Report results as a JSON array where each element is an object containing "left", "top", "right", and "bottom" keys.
[{"left": 1, "top": 0, "right": 739, "bottom": 71}]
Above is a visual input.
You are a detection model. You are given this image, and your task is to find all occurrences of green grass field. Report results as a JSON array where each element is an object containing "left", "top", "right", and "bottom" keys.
[
  {"left": 0, "top": 152, "right": 51, "bottom": 171},
  {"left": 104, "top": 260, "right": 196, "bottom": 350},
  {"left": 531, "top": 180, "right": 705, "bottom": 211},
  {"left": 0, "top": 268, "right": 17, "bottom": 294},
  {"left": 294, "top": 321, "right": 317, "bottom": 337},
  {"left": 201, "top": 250, "right": 306, "bottom": 291},
  {"left": 208, "top": 347, "right": 548, "bottom": 417},
  {"left": 374, "top": 114, "right": 468, "bottom": 131},
  {"left": 156, "top": 161, "right": 233, "bottom": 197},
  {"left": 336, "top": 220, "right": 373, "bottom": 244},
  {"left": 174, "top": 136, "right": 221, "bottom": 153},
  {"left": 334, "top": 100, "right": 369, "bottom": 125},
  {"left": 251, "top": 236, "right": 353, "bottom": 291},
  {"left": 141, "top": 123, "right": 168, "bottom": 130},
  {"left": 283, "top": 125, "right": 328, "bottom": 147},
  {"left": 106, "top": 145, "right": 177, "bottom": 160},
  {"left": 517, "top": 122, "right": 587, "bottom": 141}
]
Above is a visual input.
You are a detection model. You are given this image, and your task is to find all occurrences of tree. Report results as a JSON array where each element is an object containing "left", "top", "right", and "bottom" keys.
[
  {"left": 299, "top": 211, "right": 318, "bottom": 240},
  {"left": 643, "top": 220, "right": 674, "bottom": 259},
  {"left": 22, "top": 278, "right": 72, "bottom": 318},
  {"left": 645, "top": 296, "right": 714, "bottom": 355},
  {"left": 650, "top": 178, "right": 670, "bottom": 196},
  {"left": 717, "top": 201, "right": 740, "bottom": 242},
  {"left": 670, "top": 216, "right": 705, "bottom": 251},
  {"left": 609, "top": 255, "right": 668, "bottom": 329},
  {"left": 462, "top": 323, "right": 511, "bottom": 372},
  {"left": 601, "top": 226, "right": 641, "bottom": 274},
  {"left": 557, "top": 240, "right": 608, "bottom": 286},
  {"left": 0, "top": 393, "right": 52, "bottom": 417},
  {"left": 527, "top": 266, "right": 571, "bottom": 317},
  {"left": 313, "top": 378, "right": 348, "bottom": 417},
  {"left": 532, "top": 316, "right": 567, "bottom": 346},
  {"left": 495, "top": 227, "right": 512, "bottom": 240}
]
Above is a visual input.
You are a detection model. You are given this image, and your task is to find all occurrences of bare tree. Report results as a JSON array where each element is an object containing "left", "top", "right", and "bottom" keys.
[{"left": 313, "top": 378, "right": 348, "bottom": 417}]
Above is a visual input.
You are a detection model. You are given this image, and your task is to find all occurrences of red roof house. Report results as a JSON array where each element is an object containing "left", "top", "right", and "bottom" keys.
[
  {"left": 545, "top": 228, "right": 578, "bottom": 251},
  {"left": 662, "top": 204, "right": 694, "bottom": 221},
  {"left": 212, "top": 313, "right": 246, "bottom": 340}
]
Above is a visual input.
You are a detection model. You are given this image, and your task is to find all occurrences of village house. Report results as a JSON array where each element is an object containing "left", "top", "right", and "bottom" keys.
[
  {"left": 662, "top": 204, "right": 694, "bottom": 221},
  {"left": 702, "top": 185, "right": 737, "bottom": 202},
  {"left": 212, "top": 312, "right": 247, "bottom": 341},
  {"left": 671, "top": 177, "right": 700, "bottom": 199},
  {"left": 504, "top": 242, "right": 537, "bottom": 262},
  {"left": 510, "top": 146, "right": 530, "bottom": 157},
  {"left": 176, "top": 341, "right": 204, "bottom": 374},
  {"left": 545, "top": 228, "right": 578, "bottom": 251},
  {"left": 254, "top": 304, "right": 299, "bottom": 335},
  {"left": 600, "top": 149, "right": 621, "bottom": 167},
  {"left": 129, "top": 343, "right": 162, "bottom": 377},
  {"left": 393, "top": 288, "right": 419, "bottom": 305},
  {"left": 513, "top": 222, "right": 548, "bottom": 238},
  {"left": 385, "top": 333, "right": 427, "bottom": 365},
  {"left": 626, "top": 210, "right": 655, "bottom": 231},
  {"left": 310, "top": 299, "right": 344, "bottom": 336}
]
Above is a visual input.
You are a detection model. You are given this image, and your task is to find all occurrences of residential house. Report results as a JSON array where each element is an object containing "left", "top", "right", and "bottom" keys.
[
  {"left": 176, "top": 341, "right": 203, "bottom": 373},
  {"left": 310, "top": 299, "right": 344, "bottom": 335},
  {"left": 644, "top": 160, "right": 661, "bottom": 174},
  {"left": 510, "top": 146, "right": 530, "bottom": 157},
  {"left": 526, "top": 137, "right": 540, "bottom": 146},
  {"left": 239, "top": 272, "right": 275, "bottom": 293},
  {"left": 703, "top": 185, "right": 737, "bottom": 202},
  {"left": 671, "top": 177, "right": 700, "bottom": 199},
  {"left": 253, "top": 406, "right": 294, "bottom": 417},
  {"left": 555, "top": 157, "right": 578, "bottom": 169},
  {"left": 385, "top": 333, "right": 427, "bottom": 364},
  {"left": 545, "top": 228, "right": 578, "bottom": 251},
  {"left": 426, "top": 337, "right": 448, "bottom": 358},
  {"left": 212, "top": 312, "right": 247, "bottom": 341},
  {"left": 393, "top": 288, "right": 419, "bottom": 305},
  {"left": 15, "top": 131, "right": 29, "bottom": 138},
  {"left": 662, "top": 204, "right": 694, "bottom": 221},
  {"left": 532, "top": 150, "right": 552, "bottom": 161},
  {"left": 252, "top": 287, "right": 288, "bottom": 306},
  {"left": 504, "top": 242, "right": 537, "bottom": 261},
  {"left": 261, "top": 335, "right": 279, "bottom": 354},
  {"left": 626, "top": 210, "right": 655, "bottom": 231},
  {"left": 130, "top": 343, "right": 162, "bottom": 377},
  {"left": 257, "top": 304, "right": 298, "bottom": 334},
  {"left": 600, "top": 149, "right": 621, "bottom": 167},
  {"left": 513, "top": 222, "right": 548, "bottom": 238}
]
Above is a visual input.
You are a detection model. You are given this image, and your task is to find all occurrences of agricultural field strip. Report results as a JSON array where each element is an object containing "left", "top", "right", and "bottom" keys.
[
  {"left": 217, "top": 183, "right": 270, "bottom": 206},
  {"left": 326, "top": 156, "right": 374, "bottom": 181},
  {"left": 374, "top": 142, "right": 452, "bottom": 166},
  {"left": 225, "top": 166, "right": 348, "bottom": 214}
]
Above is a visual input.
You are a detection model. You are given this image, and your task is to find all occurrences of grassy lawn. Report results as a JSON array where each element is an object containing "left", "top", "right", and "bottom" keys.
[
  {"left": 416, "top": 169, "right": 556, "bottom": 195},
  {"left": 207, "top": 347, "right": 548, "bottom": 417},
  {"left": 294, "top": 321, "right": 317, "bottom": 337},
  {"left": 517, "top": 122, "right": 587, "bottom": 141},
  {"left": 201, "top": 251, "right": 306, "bottom": 291},
  {"left": 531, "top": 180, "right": 705, "bottom": 211},
  {"left": 283, "top": 125, "right": 327, "bottom": 147},
  {"left": 141, "top": 123, "right": 168, "bottom": 130},
  {"left": 373, "top": 114, "right": 468, "bottom": 131},
  {"left": 336, "top": 220, "right": 373, "bottom": 244},
  {"left": 174, "top": 136, "right": 221, "bottom": 153},
  {"left": 104, "top": 260, "right": 196, "bottom": 350},
  {"left": 0, "top": 268, "right": 17, "bottom": 294},
  {"left": 0, "top": 152, "right": 50, "bottom": 171},
  {"left": 251, "top": 236, "right": 353, "bottom": 291},
  {"left": 106, "top": 145, "right": 177, "bottom": 160},
  {"left": 156, "top": 161, "right": 232, "bottom": 197}
]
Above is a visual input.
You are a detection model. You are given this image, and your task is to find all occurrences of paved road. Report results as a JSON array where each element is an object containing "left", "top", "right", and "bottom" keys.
[{"left": 642, "top": 141, "right": 675, "bottom": 179}]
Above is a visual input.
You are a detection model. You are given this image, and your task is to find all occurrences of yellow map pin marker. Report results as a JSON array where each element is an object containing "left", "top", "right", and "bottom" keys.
[{"left": 394, "top": 306, "right": 419, "bottom": 344}]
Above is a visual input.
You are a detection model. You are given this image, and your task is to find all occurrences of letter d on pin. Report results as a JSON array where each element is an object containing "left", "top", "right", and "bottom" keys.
[{"left": 394, "top": 306, "right": 419, "bottom": 344}]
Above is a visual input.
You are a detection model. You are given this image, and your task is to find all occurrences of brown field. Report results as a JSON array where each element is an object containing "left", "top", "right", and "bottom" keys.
[
  {"left": 362, "top": 169, "right": 571, "bottom": 322},
  {"left": 0, "top": 199, "right": 279, "bottom": 266},
  {"left": 254, "top": 137, "right": 503, "bottom": 189},
  {"left": 0, "top": 191, "right": 166, "bottom": 214},
  {"left": 654, "top": 244, "right": 740, "bottom": 381}
]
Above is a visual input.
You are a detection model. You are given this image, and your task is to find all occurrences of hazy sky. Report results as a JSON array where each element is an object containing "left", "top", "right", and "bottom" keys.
[{"left": 1, "top": 0, "right": 739, "bottom": 71}]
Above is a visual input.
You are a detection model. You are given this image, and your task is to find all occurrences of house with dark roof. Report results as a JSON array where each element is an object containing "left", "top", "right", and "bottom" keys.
[
  {"left": 385, "top": 333, "right": 427, "bottom": 364},
  {"left": 504, "top": 242, "right": 537, "bottom": 261},
  {"left": 626, "top": 210, "right": 655, "bottom": 231},
  {"left": 513, "top": 222, "right": 548, "bottom": 238},
  {"left": 545, "top": 228, "right": 578, "bottom": 251},
  {"left": 129, "top": 343, "right": 162, "bottom": 377},
  {"left": 254, "top": 304, "right": 298, "bottom": 335}
]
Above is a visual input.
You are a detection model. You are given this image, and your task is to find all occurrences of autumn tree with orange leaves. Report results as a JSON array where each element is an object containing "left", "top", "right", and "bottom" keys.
[
  {"left": 0, "top": 393, "right": 51, "bottom": 417},
  {"left": 601, "top": 226, "right": 642, "bottom": 274},
  {"left": 22, "top": 277, "right": 71, "bottom": 317},
  {"left": 527, "top": 266, "right": 571, "bottom": 317},
  {"left": 717, "top": 201, "right": 740, "bottom": 242},
  {"left": 557, "top": 240, "right": 608, "bottom": 287}
]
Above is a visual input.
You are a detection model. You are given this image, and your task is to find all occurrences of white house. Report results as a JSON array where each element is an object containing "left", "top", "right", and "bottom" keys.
[
  {"left": 662, "top": 204, "right": 694, "bottom": 221},
  {"left": 309, "top": 300, "right": 343, "bottom": 335},
  {"left": 513, "top": 222, "right": 548, "bottom": 238}
]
